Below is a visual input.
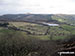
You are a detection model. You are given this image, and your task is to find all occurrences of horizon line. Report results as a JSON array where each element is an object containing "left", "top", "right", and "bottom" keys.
[{"left": 0, "top": 13, "right": 75, "bottom": 16}]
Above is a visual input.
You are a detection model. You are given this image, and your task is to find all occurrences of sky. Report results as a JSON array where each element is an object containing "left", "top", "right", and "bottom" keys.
[{"left": 0, "top": 0, "right": 75, "bottom": 15}]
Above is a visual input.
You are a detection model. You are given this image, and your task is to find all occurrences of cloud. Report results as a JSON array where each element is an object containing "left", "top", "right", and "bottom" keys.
[{"left": 0, "top": 0, "right": 75, "bottom": 15}]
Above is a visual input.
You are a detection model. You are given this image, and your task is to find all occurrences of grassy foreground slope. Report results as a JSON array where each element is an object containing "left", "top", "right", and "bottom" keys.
[{"left": 0, "top": 27, "right": 59, "bottom": 56}]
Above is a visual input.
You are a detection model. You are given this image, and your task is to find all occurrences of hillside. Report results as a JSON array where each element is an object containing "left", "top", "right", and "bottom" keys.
[
  {"left": 0, "top": 14, "right": 75, "bottom": 25},
  {"left": 0, "top": 14, "right": 75, "bottom": 56},
  {"left": 52, "top": 14, "right": 75, "bottom": 25},
  {"left": 0, "top": 14, "right": 52, "bottom": 22}
]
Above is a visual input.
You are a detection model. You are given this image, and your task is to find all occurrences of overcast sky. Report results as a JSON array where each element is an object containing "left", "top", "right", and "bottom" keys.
[{"left": 0, "top": 0, "right": 75, "bottom": 15}]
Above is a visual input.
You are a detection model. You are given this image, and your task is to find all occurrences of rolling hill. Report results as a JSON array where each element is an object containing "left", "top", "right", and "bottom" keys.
[{"left": 0, "top": 14, "right": 75, "bottom": 25}]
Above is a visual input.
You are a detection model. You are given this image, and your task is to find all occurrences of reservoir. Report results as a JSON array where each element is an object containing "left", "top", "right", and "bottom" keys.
[{"left": 42, "top": 22, "right": 59, "bottom": 26}]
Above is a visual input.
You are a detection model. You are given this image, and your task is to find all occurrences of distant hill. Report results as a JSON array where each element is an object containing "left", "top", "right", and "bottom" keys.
[
  {"left": 0, "top": 14, "right": 75, "bottom": 25},
  {"left": 52, "top": 14, "right": 75, "bottom": 25}
]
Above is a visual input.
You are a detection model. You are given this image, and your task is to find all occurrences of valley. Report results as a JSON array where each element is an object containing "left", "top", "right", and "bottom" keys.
[{"left": 0, "top": 14, "right": 75, "bottom": 56}]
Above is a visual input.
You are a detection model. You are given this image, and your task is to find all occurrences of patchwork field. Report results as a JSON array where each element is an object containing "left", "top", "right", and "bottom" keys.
[
  {"left": 0, "top": 21, "right": 75, "bottom": 56},
  {"left": 6, "top": 22, "right": 75, "bottom": 40}
]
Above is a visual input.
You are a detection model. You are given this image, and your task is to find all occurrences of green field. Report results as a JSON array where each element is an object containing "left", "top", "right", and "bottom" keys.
[
  {"left": 0, "top": 22, "right": 75, "bottom": 56},
  {"left": 0, "top": 22, "right": 73, "bottom": 40}
]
